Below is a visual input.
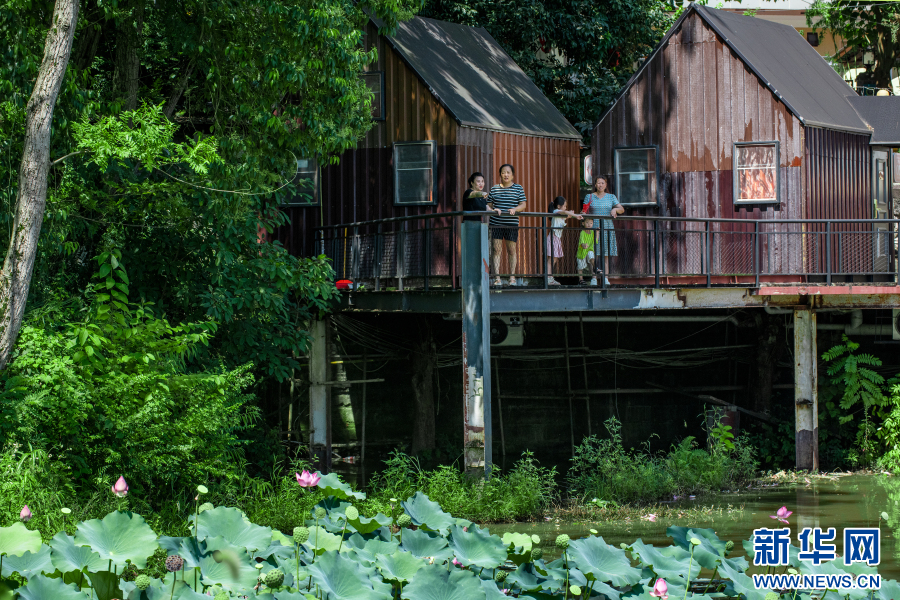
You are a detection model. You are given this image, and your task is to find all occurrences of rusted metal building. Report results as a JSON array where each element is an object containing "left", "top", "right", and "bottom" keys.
[
  {"left": 591, "top": 4, "right": 900, "bottom": 284},
  {"left": 278, "top": 15, "right": 582, "bottom": 276}
]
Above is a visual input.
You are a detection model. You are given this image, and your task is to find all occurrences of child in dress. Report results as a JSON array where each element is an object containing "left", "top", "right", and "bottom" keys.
[
  {"left": 546, "top": 196, "right": 582, "bottom": 285},
  {"left": 577, "top": 219, "right": 597, "bottom": 286}
]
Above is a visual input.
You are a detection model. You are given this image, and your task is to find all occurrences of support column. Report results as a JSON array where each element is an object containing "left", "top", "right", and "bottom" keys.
[
  {"left": 794, "top": 309, "right": 818, "bottom": 471},
  {"left": 461, "top": 221, "right": 492, "bottom": 478},
  {"left": 309, "top": 319, "right": 331, "bottom": 473}
]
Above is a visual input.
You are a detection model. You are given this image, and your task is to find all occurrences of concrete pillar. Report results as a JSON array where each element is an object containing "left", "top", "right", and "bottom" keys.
[
  {"left": 461, "top": 221, "right": 492, "bottom": 478},
  {"left": 794, "top": 309, "right": 818, "bottom": 471},
  {"left": 309, "top": 319, "right": 331, "bottom": 473}
]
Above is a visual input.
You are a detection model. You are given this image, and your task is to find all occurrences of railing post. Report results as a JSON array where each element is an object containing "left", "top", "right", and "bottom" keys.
[
  {"left": 424, "top": 218, "right": 432, "bottom": 292},
  {"left": 598, "top": 219, "right": 606, "bottom": 288},
  {"left": 542, "top": 216, "right": 549, "bottom": 290},
  {"left": 895, "top": 220, "right": 900, "bottom": 284},
  {"left": 351, "top": 225, "right": 360, "bottom": 284},
  {"left": 654, "top": 220, "right": 660, "bottom": 287},
  {"left": 397, "top": 221, "right": 405, "bottom": 292},
  {"left": 451, "top": 218, "right": 458, "bottom": 291},
  {"left": 375, "top": 223, "right": 383, "bottom": 292},
  {"left": 705, "top": 220, "right": 711, "bottom": 288},
  {"left": 753, "top": 221, "right": 760, "bottom": 288},
  {"left": 825, "top": 221, "right": 832, "bottom": 285}
]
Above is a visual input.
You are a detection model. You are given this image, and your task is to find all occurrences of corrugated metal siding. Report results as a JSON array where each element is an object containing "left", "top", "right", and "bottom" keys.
[
  {"left": 591, "top": 12, "right": 808, "bottom": 277},
  {"left": 492, "top": 132, "right": 582, "bottom": 276}
]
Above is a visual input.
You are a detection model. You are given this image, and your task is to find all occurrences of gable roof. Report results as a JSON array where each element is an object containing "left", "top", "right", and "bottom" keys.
[
  {"left": 847, "top": 96, "right": 900, "bottom": 145},
  {"left": 380, "top": 16, "right": 582, "bottom": 140},
  {"left": 596, "top": 4, "right": 870, "bottom": 135}
]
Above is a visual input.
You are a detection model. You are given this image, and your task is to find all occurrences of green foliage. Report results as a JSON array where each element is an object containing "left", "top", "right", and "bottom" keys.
[
  {"left": 368, "top": 450, "right": 558, "bottom": 522},
  {"left": 822, "top": 335, "right": 887, "bottom": 423},
  {"left": 568, "top": 417, "right": 758, "bottom": 504},
  {"left": 419, "top": 0, "right": 674, "bottom": 135},
  {"left": 6, "top": 471, "right": 888, "bottom": 600}
]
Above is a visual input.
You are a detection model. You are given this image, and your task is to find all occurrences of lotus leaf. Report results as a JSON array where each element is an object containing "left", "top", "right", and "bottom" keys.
[
  {"left": 87, "top": 570, "right": 120, "bottom": 600},
  {"left": 376, "top": 551, "right": 425, "bottom": 583},
  {"left": 506, "top": 563, "right": 552, "bottom": 592},
  {"left": 742, "top": 535, "right": 802, "bottom": 569},
  {"left": 316, "top": 472, "right": 365, "bottom": 501},
  {"left": 718, "top": 561, "right": 772, "bottom": 600},
  {"left": 567, "top": 535, "right": 642, "bottom": 587},
  {"left": 345, "top": 535, "right": 399, "bottom": 564},
  {"left": 307, "top": 526, "right": 345, "bottom": 555},
  {"left": 667, "top": 527, "right": 747, "bottom": 572},
  {"left": 197, "top": 507, "right": 272, "bottom": 552},
  {"left": 16, "top": 574, "right": 88, "bottom": 600},
  {"left": 197, "top": 544, "right": 259, "bottom": 590},
  {"left": 306, "top": 550, "right": 392, "bottom": 600},
  {"left": 482, "top": 578, "right": 510, "bottom": 600},
  {"left": 628, "top": 539, "right": 699, "bottom": 581},
  {"left": 400, "top": 528, "right": 454, "bottom": 563},
  {"left": 875, "top": 579, "right": 900, "bottom": 600},
  {"left": 447, "top": 525, "right": 507, "bottom": 570},
  {"left": 145, "top": 581, "right": 210, "bottom": 600},
  {"left": 401, "top": 563, "right": 486, "bottom": 600},
  {"left": 0, "top": 523, "right": 41, "bottom": 558},
  {"left": 255, "top": 539, "right": 294, "bottom": 560},
  {"left": 401, "top": 492, "right": 456, "bottom": 534},
  {"left": 74, "top": 511, "right": 159, "bottom": 569},
  {"left": 798, "top": 559, "right": 869, "bottom": 600},
  {"left": 502, "top": 532, "right": 535, "bottom": 565},
  {"left": 48, "top": 533, "right": 108, "bottom": 574},
  {"left": 1, "top": 545, "right": 52, "bottom": 578}
]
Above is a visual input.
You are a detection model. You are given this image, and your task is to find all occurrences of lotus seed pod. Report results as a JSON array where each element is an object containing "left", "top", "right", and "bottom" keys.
[
  {"left": 214, "top": 592, "right": 229, "bottom": 600},
  {"left": 198, "top": 502, "right": 214, "bottom": 513},
  {"left": 725, "top": 540, "right": 735, "bottom": 551},
  {"left": 264, "top": 569, "right": 284, "bottom": 588},
  {"left": 689, "top": 538, "right": 701, "bottom": 546},
  {"left": 531, "top": 547, "right": 543, "bottom": 561},
  {"left": 531, "top": 534, "right": 540, "bottom": 544},
  {"left": 570, "top": 585, "right": 582, "bottom": 596},
  {"left": 315, "top": 507, "right": 326, "bottom": 519},
  {"left": 135, "top": 575, "right": 151, "bottom": 591},
  {"left": 764, "top": 593, "right": 780, "bottom": 600},
  {"left": 397, "top": 514, "right": 412, "bottom": 527},
  {"left": 345, "top": 506, "right": 359, "bottom": 521},
  {"left": 164, "top": 555, "right": 184, "bottom": 572},
  {"left": 495, "top": 570, "right": 508, "bottom": 582},
  {"left": 555, "top": 534, "right": 570, "bottom": 550},
  {"left": 293, "top": 526, "right": 310, "bottom": 544}
]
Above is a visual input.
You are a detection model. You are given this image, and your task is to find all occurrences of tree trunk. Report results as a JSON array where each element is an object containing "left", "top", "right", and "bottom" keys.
[
  {"left": 0, "top": 0, "right": 79, "bottom": 371},
  {"left": 873, "top": 10, "right": 900, "bottom": 90},
  {"left": 750, "top": 313, "right": 783, "bottom": 415},
  {"left": 163, "top": 59, "right": 195, "bottom": 120},
  {"left": 410, "top": 321, "right": 437, "bottom": 456},
  {"left": 112, "top": 0, "right": 144, "bottom": 111}
]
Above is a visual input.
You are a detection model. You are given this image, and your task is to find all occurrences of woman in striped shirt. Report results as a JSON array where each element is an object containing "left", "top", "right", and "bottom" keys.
[{"left": 487, "top": 164, "right": 527, "bottom": 286}]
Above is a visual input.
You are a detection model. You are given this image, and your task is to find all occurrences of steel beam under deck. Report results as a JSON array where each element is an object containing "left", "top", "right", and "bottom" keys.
[{"left": 339, "top": 286, "right": 900, "bottom": 313}]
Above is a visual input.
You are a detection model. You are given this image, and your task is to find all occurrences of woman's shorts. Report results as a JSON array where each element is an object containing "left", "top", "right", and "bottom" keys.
[
  {"left": 546, "top": 234, "right": 564, "bottom": 258},
  {"left": 490, "top": 226, "right": 519, "bottom": 242}
]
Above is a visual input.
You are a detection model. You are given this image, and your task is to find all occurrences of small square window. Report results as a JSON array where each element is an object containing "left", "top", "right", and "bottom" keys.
[
  {"left": 394, "top": 141, "right": 436, "bottom": 206},
  {"left": 614, "top": 146, "right": 658, "bottom": 206},
  {"left": 806, "top": 32, "right": 819, "bottom": 46},
  {"left": 362, "top": 72, "right": 385, "bottom": 120},
  {"left": 283, "top": 157, "right": 319, "bottom": 207},
  {"left": 734, "top": 142, "right": 779, "bottom": 205}
]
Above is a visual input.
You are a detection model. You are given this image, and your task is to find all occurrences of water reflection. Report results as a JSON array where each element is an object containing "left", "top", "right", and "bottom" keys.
[{"left": 489, "top": 475, "right": 900, "bottom": 579}]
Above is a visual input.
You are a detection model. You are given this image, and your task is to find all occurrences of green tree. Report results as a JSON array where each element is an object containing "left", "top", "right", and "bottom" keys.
[
  {"left": 807, "top": 0, "right": 900, "bottom": 89},
  {"left": 419, "top": 0, "right": 674, "bottom": 135}
]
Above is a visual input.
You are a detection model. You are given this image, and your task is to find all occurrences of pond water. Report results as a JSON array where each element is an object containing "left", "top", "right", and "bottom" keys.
[{"left": 489, "top": 474, "right": 900, "bottom": 580}]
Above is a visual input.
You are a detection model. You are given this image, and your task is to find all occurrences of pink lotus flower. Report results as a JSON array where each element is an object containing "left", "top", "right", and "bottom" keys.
[
  {"left": 649, "top": 578, "right": 669, "bottom": 599},
  {"left": 644, "top": 513, "right": 657, "bottom": 522},
  {"left": 295, "top": 470, "right": 321, "bottom": 488},
  {"left": 770, "top": 506, "right": 792, "bottom": 524},
  {"left": 111, "top": 476, "right": 129, "bottom": 498},
  {"left": 20, "top": 505, "right": 32, "bottom": 522},
  {"left": 452, "top": 558, "right": 461, "bottom": 567}
]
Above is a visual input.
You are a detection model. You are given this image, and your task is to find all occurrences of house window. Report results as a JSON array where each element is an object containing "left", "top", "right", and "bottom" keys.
[
  {"left": 362, "top": 72, "right": 385, "bottom": 120},
  {"left": 733, "top": 142, "right": 779, "bottom": 205},
  {"left": 283, "top": 157, "right": 319, "bottom": 207},
  {"left": 614, "top": 146, "right": 658, "bottom": 206},
  {"left": 394, "top": 141, "right": 437, "bottom": 205},
  {"left": 806, "top": 32, "right": 819, "bottom": 46}
]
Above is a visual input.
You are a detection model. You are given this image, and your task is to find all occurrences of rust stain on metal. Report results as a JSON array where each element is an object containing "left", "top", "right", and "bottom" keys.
[{"left": 759, "top": 286, "right": 900, "bottom": 296}]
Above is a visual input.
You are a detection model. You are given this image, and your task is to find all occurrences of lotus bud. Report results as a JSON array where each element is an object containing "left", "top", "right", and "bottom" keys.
[
  {"left": 111, "top": 476, "right": 129, "bottom": 498},
  {"left": 764, "top": 593, "right": 780, "bottom": 600},
  {"left": 555, "top": 534, "right": 570, "bottom": 550},
  {"left": 495, "top": 570, "right": 508, "bottom": 582},
  {"left": 293, "top": 526, "right": 310, "bottom": 544},
  {"left": 135, "top": 575, "right": 151, "bottom": 591},
  {"left": 345, "top": 506, "right": 359, "bottom": 521},
  {"left": 264, "top": 569, "right": 284, "bottom": 588},
  {"left": 531, "top": 534, "right": 540, "bottom": 544},
  {"left": 164, "top": 555, "right": 185, "bottom": 572},
  {"left": 725, "top": 540, "right": 735, "bottom": 552},
  {"left": 397, "top": 514, "right": 412, "bottom": 528},
  {"left": 198, "top": 502, "right": 214, "bottom": 513},
  {"left": 531, "top": 547, "right": 543, "bottom": 561},
  {"left": 20, "top": 505, "right": 32, "bottom": 522},
  {"left": 314, "top": 507, "right": 326, "bottom": 519}
]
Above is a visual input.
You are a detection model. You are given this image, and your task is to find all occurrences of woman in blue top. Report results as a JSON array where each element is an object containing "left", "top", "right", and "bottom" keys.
[{"left": 581, "top": 175, "right": 624, "bottom": 285}]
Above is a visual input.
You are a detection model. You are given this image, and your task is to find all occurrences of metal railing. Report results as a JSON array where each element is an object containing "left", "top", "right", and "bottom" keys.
[{"left": 313, "top": 212, "right": 900, "bottom": 290}]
